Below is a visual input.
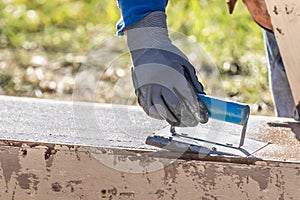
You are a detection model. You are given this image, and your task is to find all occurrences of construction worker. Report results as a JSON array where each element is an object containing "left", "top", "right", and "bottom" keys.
[
  {"left": 263, "top": 30, "right": 299, "bottom": 119},
  {"left": 240, "top": 0, "right": 299, "bottom": 119},
  {"left": 116, "top": 0, "right": 299, "bottom": 127}
]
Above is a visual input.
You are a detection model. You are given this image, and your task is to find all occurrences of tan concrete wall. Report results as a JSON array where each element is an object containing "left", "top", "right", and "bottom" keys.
[{"left": 0, "top": 142, "right": 299, "bottom": 200}]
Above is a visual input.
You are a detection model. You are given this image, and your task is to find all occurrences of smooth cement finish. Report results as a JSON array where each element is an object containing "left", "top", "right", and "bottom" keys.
[{"left": 0, "top": 95, "right": 299, "bottom": 199}]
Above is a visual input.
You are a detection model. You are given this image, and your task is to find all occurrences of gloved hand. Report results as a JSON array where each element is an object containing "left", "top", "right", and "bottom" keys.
[{"left": 125, "top": 11, "right": 209, "bottom": 127}]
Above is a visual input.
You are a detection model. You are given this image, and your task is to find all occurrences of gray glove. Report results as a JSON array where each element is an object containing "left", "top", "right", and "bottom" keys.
[{"left": 125, "top": 12, "right": 209, "bottom": 127}]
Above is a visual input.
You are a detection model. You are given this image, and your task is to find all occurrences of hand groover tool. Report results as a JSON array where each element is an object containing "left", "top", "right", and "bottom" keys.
[{"left": 146, "top": 94, "right": 268, "bottom": 157}]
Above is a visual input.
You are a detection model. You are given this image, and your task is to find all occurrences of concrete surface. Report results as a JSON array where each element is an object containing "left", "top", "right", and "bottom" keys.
[
  {"left": 0, "top": 95, "right": 299, "bottom": 199},
  {"left": 0, "top": 95, "right": 165, "bottom": 148},
  {"left": 1, "top": 95, "right": 299, "bottom": 162}
]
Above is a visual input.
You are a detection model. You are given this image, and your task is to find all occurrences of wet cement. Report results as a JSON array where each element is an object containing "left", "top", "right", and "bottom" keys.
[
  {"left": 0, "top": 95, "right": 166, "bottom": 149},
  {"left": 0, "top": 96, "right": 300, "bottom": 199},
  {"left": 0, "top": 95, "right": 299, "bottom": 162}
]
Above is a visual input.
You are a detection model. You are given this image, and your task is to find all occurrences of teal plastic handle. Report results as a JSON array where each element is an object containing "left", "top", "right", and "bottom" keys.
[{"left": 198, "top": 94, "right": 250, "bottom": 125}]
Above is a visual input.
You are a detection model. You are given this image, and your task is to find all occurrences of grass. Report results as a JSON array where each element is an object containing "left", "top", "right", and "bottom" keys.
[{"left": 0, "top": 0, "right": 274, "bottom": 115}]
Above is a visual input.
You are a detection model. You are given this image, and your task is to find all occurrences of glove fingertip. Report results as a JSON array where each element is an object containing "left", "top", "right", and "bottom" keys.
[
  {"left": 197, "top": 100, "right": 209, "bottom": 124},
  {"left": 199, "top": 111, "right": 209, "bottom": 124}
]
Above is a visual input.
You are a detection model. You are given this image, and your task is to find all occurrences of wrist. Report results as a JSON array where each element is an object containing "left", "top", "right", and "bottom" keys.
[
  {"left": 126, "top": 11, "right": 167, "bottom": 29},
  {"left": 125, "top": 12, "right": 171, "bottom": 51}
]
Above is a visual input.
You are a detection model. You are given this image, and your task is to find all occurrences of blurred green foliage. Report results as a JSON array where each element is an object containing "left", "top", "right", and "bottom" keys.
[
  {"left": 0, "top": 0, "right": 119, "bottom": 50},
  {"left": 0, "top": 0, "right": 273, "bottom": 115}
]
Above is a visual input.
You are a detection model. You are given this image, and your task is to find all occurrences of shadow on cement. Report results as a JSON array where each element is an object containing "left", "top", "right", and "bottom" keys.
[{"left": 267, "top": 121, "right": 300, "bottom": 141}]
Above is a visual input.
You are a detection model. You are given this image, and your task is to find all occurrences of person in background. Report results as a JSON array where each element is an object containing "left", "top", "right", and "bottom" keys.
[
  {"left": 238, "top": 0, "right": 299, "bottom": 119},
  {"left": 116, "top": 0, "right": 299, "bottom": 127}
]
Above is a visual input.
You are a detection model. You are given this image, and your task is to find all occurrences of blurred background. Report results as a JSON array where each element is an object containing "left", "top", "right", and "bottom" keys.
[{"left": 0, "top": 0, "right": 274, "bottom": 115}]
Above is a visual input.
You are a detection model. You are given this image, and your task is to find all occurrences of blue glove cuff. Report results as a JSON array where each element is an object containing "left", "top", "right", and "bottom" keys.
[{"left": 116, "top": 0, "right": 168, "bottom": 35}]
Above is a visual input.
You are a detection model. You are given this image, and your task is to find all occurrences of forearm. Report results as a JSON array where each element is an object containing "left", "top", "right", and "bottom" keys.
[{"left": 116, "top": 0, "right": 168, "bottom": 35}]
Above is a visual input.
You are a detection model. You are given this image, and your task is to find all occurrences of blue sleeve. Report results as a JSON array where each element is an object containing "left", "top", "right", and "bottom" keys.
[{"left": 116, "top": 0, "right": 168, "bottom": 35}]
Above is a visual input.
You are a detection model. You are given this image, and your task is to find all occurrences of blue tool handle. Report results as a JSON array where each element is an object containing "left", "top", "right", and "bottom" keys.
[{"left": 198, "top": 94, "right": 250, "bottom": 125}]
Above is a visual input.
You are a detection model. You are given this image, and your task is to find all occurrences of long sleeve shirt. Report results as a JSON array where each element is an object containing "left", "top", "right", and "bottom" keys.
[{"left": 117, "top": 0, "right": 168, "bottom": 35}]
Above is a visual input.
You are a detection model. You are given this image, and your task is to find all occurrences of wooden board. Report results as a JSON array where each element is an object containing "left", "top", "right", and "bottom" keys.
[
  {"left": 265, "top": 0, "right": 300, "bottom": 113},
  {"left": 0, "top": 142, "right": 300, "bottom": 199}
]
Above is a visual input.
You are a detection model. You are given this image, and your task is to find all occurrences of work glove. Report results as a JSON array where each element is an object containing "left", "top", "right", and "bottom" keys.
[{"left": 125, "top": 12, "right": 209, "bottom": 127}]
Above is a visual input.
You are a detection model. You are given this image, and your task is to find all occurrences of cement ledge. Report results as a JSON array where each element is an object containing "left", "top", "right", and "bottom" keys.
[
  {"left": 0, "top": 95, "right": 300, "bottom": 199},
  {"left": 0, "top": 141, "right": 299, "bottom": 199}
]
